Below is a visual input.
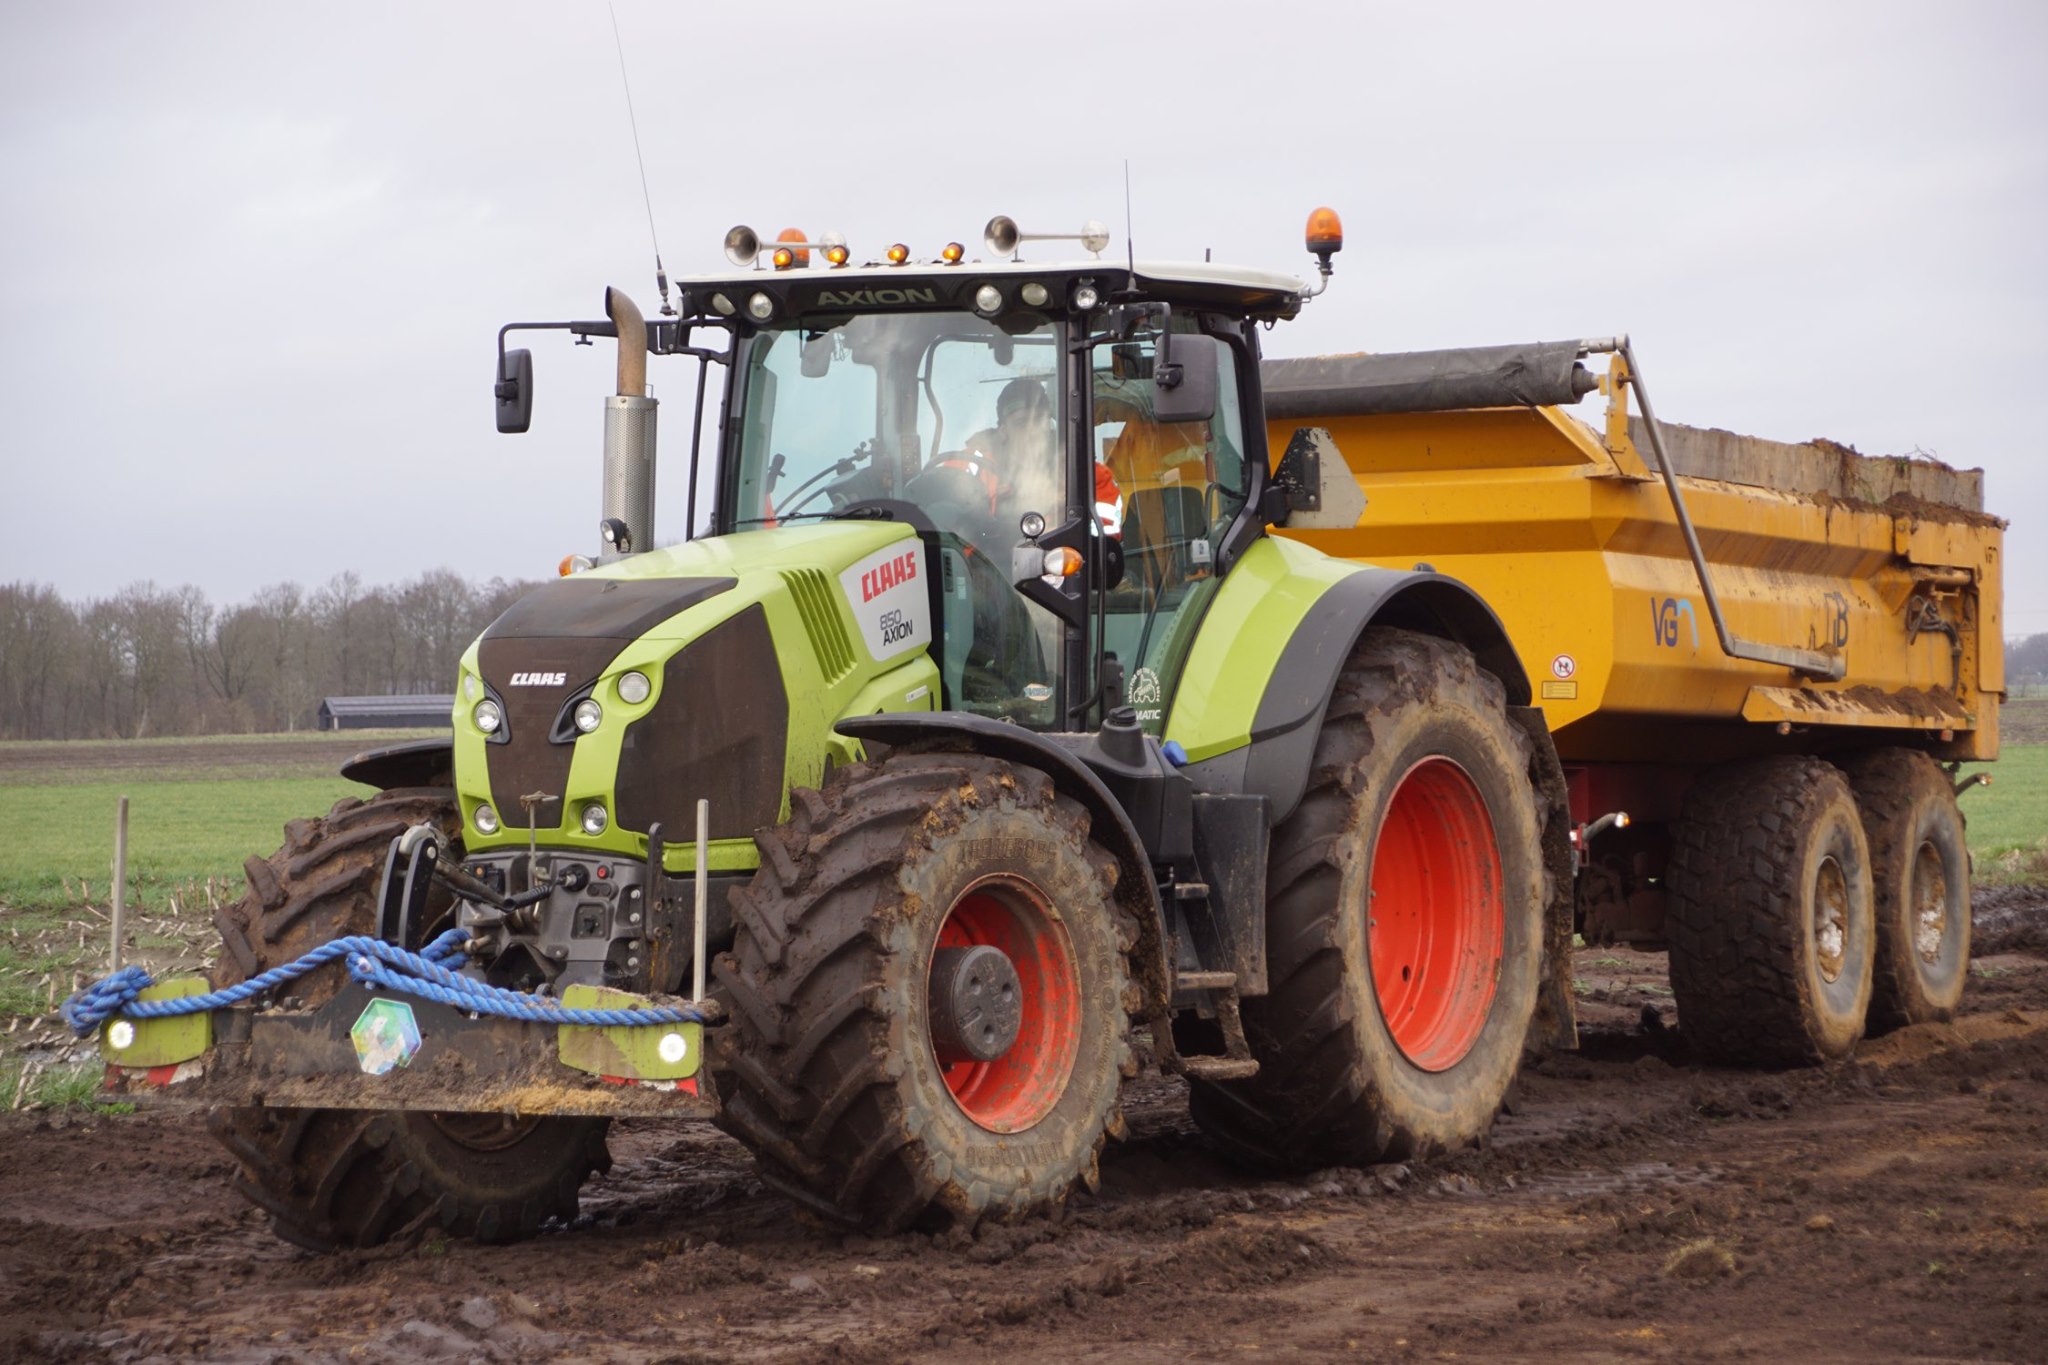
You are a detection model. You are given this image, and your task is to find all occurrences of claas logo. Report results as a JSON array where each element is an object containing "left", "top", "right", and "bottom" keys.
[{"left": 860, "top": 551, "right": 919, "bottom": 603}]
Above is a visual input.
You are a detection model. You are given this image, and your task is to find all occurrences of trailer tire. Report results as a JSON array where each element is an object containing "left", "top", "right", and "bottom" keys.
[
  {"left": 1839, "top": 748, "right": 1970, "bottom": 1030},
  {"left": 207, "top": 789, "right": 612, "bottom": 1251},
  {"left": 710, "top": 753, "right": 1137, "bottom": 1233},
  {"left": 1187, "top": 628, "right": 1547, "bottom": 1171},
  {"left": 1667, "top": 757, "right": 1875, "bottom": 1066}
]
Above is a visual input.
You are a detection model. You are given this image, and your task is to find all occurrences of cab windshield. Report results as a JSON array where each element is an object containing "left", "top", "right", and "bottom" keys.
[
  {"left": 726, "top": 311, "right": 1069, "bottom": 725},
  {"left": 727, "top": 313, "right": 1064, "bottom": 544}
]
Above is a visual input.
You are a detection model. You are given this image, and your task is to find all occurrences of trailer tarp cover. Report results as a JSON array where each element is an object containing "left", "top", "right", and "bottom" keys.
[{"left": 1262, "top": 341, "right": 1597, "bottom": 419}]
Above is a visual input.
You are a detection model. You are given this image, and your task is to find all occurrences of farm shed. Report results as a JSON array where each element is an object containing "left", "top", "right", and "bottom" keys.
[{"left": 317, "top": 695, "right": 454, "bottom": 731}]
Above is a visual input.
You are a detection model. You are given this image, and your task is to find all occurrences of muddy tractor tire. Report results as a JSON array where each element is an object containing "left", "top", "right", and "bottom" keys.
[
  {"left": 1840, "top": 748, "right": 1971, "bottom": 1030},
  {"left": 711, "top": 752, "right": 1137, "bottom": 1233},
  {"left": 1667, "top": 757, "right": 1876, "bottom": 1066},
  {"left": 207, "top": 788, "right": 612, "bottom": 1251},
  {"left": 1187, "top": 628, "right": 1548, "bottom": 1171}
]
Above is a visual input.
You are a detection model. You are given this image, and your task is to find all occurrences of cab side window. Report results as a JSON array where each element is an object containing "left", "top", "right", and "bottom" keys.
[{"left": 1092, "top": 324, "right": 1249, "bottom": 731}]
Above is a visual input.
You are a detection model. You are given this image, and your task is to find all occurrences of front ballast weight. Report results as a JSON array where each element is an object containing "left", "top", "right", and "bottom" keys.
[{"left": 78, "top": 802, "right": 728, "bottom": 1119}]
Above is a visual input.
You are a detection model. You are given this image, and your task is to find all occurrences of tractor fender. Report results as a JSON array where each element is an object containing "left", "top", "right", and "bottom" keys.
[
  {"left": 339, "top": 738, "right": 455, "bottom": 791},
  {"left": 834, "top": 712, "right": 1175, "bottom": 1021},
  {"left": 1189, "top": 568, "right": 1532, "bottom": 828}
]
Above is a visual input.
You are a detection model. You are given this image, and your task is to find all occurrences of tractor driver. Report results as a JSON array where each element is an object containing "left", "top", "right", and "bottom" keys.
[{"left": 939, "top": 378, "right": 1124, "bottom": 544}]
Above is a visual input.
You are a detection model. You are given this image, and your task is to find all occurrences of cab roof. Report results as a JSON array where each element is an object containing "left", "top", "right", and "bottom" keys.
[{"left": 673, "top": 257, "right": 1306, "bottom": 323}]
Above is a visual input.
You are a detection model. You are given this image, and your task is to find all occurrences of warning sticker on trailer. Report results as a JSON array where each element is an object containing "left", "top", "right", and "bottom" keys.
[{"left": 839, "top": 542, "right": 934, "bottom": 663}]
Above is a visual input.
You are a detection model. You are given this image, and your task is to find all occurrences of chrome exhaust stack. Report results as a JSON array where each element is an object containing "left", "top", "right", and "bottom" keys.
[{"left": 600, "top": 287, "right": 657, "bottom": 561}]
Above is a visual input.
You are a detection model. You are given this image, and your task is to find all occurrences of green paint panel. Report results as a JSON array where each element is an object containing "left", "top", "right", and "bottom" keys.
[
  {"left": 1165, "top": 536, "right": 1362, "bottom": 763},
  {"left": 100, "top": 976, "right": 211, "bottom": 1067},
  {"left": 556, "top": 984, "right": 702, "bottom": 1081}
]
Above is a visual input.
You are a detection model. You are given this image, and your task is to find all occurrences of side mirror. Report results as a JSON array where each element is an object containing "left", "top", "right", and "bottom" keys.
[
  {"left": 800, "top": 333, "right": 833, "bottom": 379},
  {"left": 1153, "top": 333, "right": 1219, "bottom": 425},
  {"left": 495, "top": 347, "right": 533, "bottom": 434}
]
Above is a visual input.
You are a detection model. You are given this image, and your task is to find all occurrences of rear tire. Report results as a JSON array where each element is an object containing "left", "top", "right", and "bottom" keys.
[
  {"left": 1840, "top": 748, "right": 1970, "bottom": 1030},
  {"left": 1667, "top": 757, "right": 1875, "bottom": 1066},
  {"left": 1187, "top": 628, "right": 1547, "bottom": 1171},
  {"left": 207, "top": 788, "right": 611, "bottom": 1250},
  {"left": 711, "top": 753, "right": 1136, "bottom": 1233}
]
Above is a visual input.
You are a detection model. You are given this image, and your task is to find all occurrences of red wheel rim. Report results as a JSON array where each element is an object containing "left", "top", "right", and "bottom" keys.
[
  {"left": 929, "top": 875, "right": 1081, "bottom": 1133},
  {"left": 1367, "top": 756, "right": 1505, "bottom": 1071}
]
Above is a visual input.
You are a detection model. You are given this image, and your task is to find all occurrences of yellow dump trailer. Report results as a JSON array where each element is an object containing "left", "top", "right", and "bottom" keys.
[{"left": 1263, "top": 338, "right": 2006, "bottom": 1064}]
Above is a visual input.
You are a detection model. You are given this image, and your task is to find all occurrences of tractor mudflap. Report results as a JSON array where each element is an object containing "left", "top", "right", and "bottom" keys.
[{"left": 99, "top": 985, "right": 721, "bottom": 1120}]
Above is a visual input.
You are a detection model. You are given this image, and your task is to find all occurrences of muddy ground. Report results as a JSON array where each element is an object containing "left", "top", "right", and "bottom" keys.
[{"left": 4, "top": 890, "right": 2046, "bottom": 1364}]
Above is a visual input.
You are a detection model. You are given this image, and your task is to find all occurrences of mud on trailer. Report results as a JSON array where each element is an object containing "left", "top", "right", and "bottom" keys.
[{"left": 76, "top": 208, "right": 2003, "bottom": 1249}]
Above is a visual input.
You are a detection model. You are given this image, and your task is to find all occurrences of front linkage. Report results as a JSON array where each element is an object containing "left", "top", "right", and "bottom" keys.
[{"left": 72, "top": 816, "right": 726, "bottom": 1122}]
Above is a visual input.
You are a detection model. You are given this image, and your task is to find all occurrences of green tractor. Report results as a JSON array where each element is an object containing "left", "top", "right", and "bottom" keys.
[{"left": 156, "top": 210, "right": 1571, "bottom": 1248}]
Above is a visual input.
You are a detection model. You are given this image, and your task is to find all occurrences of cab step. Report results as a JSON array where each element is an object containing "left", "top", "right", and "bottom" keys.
[
  {"left": 1178, "top": 1056, "right": 1259, "bottom": 1082},
  {"left": 1168, "top": 968, "right": 1260, "bottom": 1081}
]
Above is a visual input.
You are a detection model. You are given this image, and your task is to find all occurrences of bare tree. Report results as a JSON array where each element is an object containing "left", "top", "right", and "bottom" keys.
[{"left": 0, "top": 570, "right": 543, "bottom": 738}]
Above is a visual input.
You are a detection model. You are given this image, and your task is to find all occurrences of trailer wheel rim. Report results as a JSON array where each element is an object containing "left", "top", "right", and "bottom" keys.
[
  {"left": 1910, "top": 841, "right": 1947, "bottom": 964},
  {"left": 930, "top": 875, "right": 1081, "bottom": 1133},
  {"left": 1368, "top": 757, "right": 1505, "bottom": 1072},
  {"left": 1813, "top": 855, "right": 1850, "bottom": 983}
]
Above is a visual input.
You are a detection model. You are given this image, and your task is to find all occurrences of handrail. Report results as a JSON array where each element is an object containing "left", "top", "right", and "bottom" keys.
[{"left": 1580, "top": 335, "right": 1845, "bottom": 682}]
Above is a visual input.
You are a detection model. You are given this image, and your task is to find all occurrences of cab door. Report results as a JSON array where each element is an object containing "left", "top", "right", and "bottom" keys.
[{"left": 1089, "top": 320, "right": 1256, "bottom": 732}]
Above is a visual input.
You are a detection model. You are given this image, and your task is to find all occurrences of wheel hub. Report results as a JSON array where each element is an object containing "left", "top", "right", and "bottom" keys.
[
  {"left": 1814, "top": 856, "right": 1849, "bottom": 983},
  {"left": 1911, "top": 841, "right": 1947, "bottom": 963},
  {"left": 929, "top": 877, "right": 1081, "bottom": 1133},
  {"left": 928, "top": 944, "right": 1023, "bottom": 1064}
]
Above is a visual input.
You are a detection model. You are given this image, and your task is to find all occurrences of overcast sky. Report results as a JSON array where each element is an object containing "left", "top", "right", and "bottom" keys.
[{"left": 2, "top": 2, "right": 2042, "bottom": 634}]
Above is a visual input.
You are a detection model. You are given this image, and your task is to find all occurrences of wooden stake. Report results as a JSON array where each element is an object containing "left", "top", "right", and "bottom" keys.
[{"left": 110, "top": 796, "right": 129, "bottom": 972}]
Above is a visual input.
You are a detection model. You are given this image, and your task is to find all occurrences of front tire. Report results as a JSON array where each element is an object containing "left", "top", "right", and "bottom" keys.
[
  {"left": 711, "top": 753, "right": 1136, "bottom": 1233},
  {"left": 207, "top": 788, "right": 612, "bottom": 1250},
  {"left": 1188, "top": 628, "right": 1547, "bottom": 1171}
]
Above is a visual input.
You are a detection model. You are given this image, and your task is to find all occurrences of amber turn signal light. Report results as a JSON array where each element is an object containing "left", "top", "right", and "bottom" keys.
[
  {"left": 775, "top": 227, "right": 809, "bottom": 267},
  {"left": 941, "top": 242, "right": 965, "bottom": 264},
  {"left": 886, "top": 243, "right": 910, "bottom": 265}
]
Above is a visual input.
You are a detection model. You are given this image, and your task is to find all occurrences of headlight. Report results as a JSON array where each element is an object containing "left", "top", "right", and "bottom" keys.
[
  {"left": 474, "top": 803, "right": 500, "bottom": 835},
  {"left": 617, "top": 670, "right": 651, "bottom": 704},
  {"left": 580, "top": 803, "right": 609, "bottom": 835},
  {"left": 1072, "top": 282, "right": 1100, "bottom": 311},
  {"left": 974, "top": 284, "right": 1003, "bottom": 314},
  {"left": 748, "top": 292, "right": 774, "bottom": 320},
  {"left": 572, "top": 698, "right": 603, "bottom": 734},
  {"left": 473, "top": 698, "right": 503, "bottom": 734},
  {"left": 1021, "top": 282, "right": 1049, "bottom": 307}
]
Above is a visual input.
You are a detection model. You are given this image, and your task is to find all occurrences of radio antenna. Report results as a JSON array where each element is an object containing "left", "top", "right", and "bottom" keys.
[
  {"left": 610, "top": 4, "right": 672, "bottom": 316},
  {"left": 1123, "top": 159, "right": 1137, "bottom": 287}
]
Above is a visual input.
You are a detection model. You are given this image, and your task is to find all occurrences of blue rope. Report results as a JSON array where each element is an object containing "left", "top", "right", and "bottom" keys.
[{"left": 61, "top": 927, "right": 711, "bottom": 1037}]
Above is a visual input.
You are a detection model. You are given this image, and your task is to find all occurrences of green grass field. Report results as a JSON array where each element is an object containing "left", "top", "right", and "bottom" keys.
[
  {"left": 0, "top": 778, "right": 376, "bottom": 913},
  {"left": 1959, "top": 744, "right": 2047, "bottom": 854},
  {"left": 0, "top": 730, "right": 406, "bottom": 914}
]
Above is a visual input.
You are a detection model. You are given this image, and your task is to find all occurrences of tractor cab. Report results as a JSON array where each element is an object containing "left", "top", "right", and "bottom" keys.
[{"left": 684, "top": 218, "right": 1310, "bottom": 734}]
